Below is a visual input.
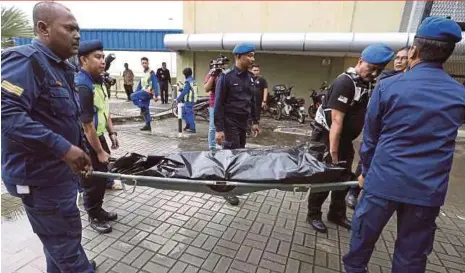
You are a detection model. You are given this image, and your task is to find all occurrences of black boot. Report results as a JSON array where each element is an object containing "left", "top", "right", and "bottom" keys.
[
  {"left": 345, "top": 192, "right": 358, "bottom": 209},
  {"left": 140, "top": 125, "right": 151, "bottom": 131},
  {"left": 89, "top": 215, "right": 112, "bottom": 234},
  {"left": 327, "top": 213, "right": 352, "bottom": 230},
  {"left": 224, "top": 195, "right": 239, "bottom": 206},
  {"left": 101, "top": 209, "right": 118, "bottom": 221},
  {"left": 306, "top": 216, "right": 327, "bottom": 233}
]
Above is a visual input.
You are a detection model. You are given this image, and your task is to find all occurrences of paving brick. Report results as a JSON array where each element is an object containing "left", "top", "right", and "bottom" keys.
[
  {"left": 202, "top": 253, "right": 221, "bottom": 271},
  {"left": 180, "top": 253, "right": 205, "bottom": 267},
  {"left": 202, "top": 236, "right": 219, "bottom": 251},
  {"left": 111, "top": 262, "right": 139, "bottom": 273},
  {"left": 214, "top": 256, "right": 233, "bottom": 273},
  {"left": 143, "top": 261, "right": 170, "bottom": 273},
  {"left": 131, "top": 249, "right": 154, "bottom": 269},
  {"left": 151, "top": 254, "right": 177, "bottom": 268},
  {"left": 260, "top": 258, "right": 286, "bottom": 273},
  {"left": 230, "top": 259, "right": 258, "bottom": 273}
]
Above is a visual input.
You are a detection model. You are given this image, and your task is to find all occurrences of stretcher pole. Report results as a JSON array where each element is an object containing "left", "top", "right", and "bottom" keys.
[
  {"left": 90, "top": 171, "right": 358, "bottom": 203},
  {"left": 177, "top": 102, "right": 183, "bottom": 137}
]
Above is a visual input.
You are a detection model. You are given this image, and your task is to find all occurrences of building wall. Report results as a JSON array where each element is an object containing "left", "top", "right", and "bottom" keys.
[
  {"left": 189, "top": 52, "right": 344, "bottom": 108},
  {"left": 183, "top": 1, "right": 406, "bottom": 33},
  {"left": 177, "top": 1, "right": 404, "bottom": 104}
]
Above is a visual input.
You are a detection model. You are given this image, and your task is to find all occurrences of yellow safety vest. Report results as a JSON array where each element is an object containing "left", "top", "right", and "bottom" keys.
[
  {"left": 93, "top": 84, "right": 109, "bottom": 136},
  {"left": 183, "top": 78, "right": 198, "bottom": 103},
  {"left": 141, "top": 69, "right": 153, "bottom": 93}
]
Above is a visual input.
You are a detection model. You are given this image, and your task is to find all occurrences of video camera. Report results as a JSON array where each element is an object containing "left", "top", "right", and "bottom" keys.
[
  {"left": 209, "top": 55, "right": 230, "bottom": 76},
  {"left": 103, "top": 53, "right": 117, "bottom": 88}
]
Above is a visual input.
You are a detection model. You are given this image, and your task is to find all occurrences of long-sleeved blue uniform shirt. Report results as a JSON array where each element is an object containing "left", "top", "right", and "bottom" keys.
[
  {"left": 361, "top": 62, "right": 465, "bottom": 207},
  {"left": 1, "top": 39, "right": 83, "bottom": 186},
  {"left": 135, "top": 69, "right": 159, "bottom": 97}
]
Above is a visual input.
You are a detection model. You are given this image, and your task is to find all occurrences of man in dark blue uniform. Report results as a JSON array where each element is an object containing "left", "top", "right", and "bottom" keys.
[
  {"left": 75, "top": 40, "right": 119, "bottom": 234},
  {"left": 214, "top": 43, "right": 259, "bottom": 206},
  {"left": 1, "top": 2, "right": 96, "bottom": 272},
  {"left": 345, "top": 46, "right": 411, "bottom": 209},
  {"left": 307, "top": 44, "right": 394, "bottom": 233},
  {"left": 343, "top": 16, "right": 464, "bottom": 273}
]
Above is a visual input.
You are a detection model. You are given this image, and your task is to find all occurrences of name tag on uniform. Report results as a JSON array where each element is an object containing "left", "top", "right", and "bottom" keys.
[
  {"left": 16, "top": 185, "right": 30, "bottom": 194},
  {"left": 232, "top": 83, "right": 239, "bottom": 86}
]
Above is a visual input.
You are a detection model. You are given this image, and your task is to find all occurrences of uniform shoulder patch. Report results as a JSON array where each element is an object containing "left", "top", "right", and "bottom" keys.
[
  {"left": 10, "top": 44, "right": 37, "bottom": 58},
  {"left": 1, "top": 80, "right": 24, "bottom": 97}
]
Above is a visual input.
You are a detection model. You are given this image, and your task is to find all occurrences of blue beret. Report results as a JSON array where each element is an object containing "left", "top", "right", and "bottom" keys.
[
  {"left": 416, "top": 16, "right": 462, "bottom": 43},
  {"left": 361, "top": 43, "right": 395, "bottom": 65},
  {"left": 232, "top": 43, "right": 255, "bottom": 54},
  {"left": 78, "top": 40, "right": 103, "bottom": 57}
]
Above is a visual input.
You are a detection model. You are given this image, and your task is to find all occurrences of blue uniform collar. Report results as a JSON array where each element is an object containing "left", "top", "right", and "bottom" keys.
[
  {"left": 233, "top": 66, "right": 248, "bottom": 75},
  {"left": 32, "top": 38, "right": 65, "bottom": 64},
  {"left": 79, "top": 68, "right": 104, "bottom": 85},
  {"left": 186, "top": 76, "right": 193, "bottom": 81},
  {"left": 410, "top": 62, "right": 443, "bottom": 71}
]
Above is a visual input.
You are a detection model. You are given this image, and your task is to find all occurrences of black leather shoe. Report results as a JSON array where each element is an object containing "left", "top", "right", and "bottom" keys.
[
  {"left": 346, "top": 193, "right": 358, "bottom": 209},
  {"left": 140, "top": 125, "right": 151, "bottom": 131},
  {"left": 89, "top": 217, "right": 112, "bottom": 234},
  {"left": 307, "top": 217, "right": 327, "bottom": 233},
  {"left": 224, "top": 195, "right": 239, "bottom": 206},
  {"left": 101, "top": 209, "right": 118, "bottom": 221},
  {"left": 327, "top": 215, "right": 352, "bottom": 230}
]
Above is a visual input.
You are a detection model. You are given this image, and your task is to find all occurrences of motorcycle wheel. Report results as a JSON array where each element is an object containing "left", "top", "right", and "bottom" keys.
[
  {"left": 271, "top": 104, "right": 282, "bottom": 120},
  {"left": 171, "top": 101, "right": 179, "bottom": 118},
  {"left": 308, "top": 105, "right": 316, "bottom": 120},
  {"left": 298, "top": 111, "right": 305, "bottom": 124}
]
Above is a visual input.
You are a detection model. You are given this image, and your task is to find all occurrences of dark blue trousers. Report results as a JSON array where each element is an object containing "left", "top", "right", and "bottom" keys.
[
  {"left": 343, "top": 191, "right": 439, "bottom": 273},
  {"left": 4, "top": 180, "right": 94, "bottom": 273},
  {"left": 131, "top": 90, "right": 153, "bottom": 126}
]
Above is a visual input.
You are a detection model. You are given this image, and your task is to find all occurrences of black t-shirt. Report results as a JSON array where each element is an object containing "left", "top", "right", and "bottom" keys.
[
  {"left": 252, "top": 76, "right": 268, "bottom": 103},
  {"left": 323, "top": 74, "right": 369, "bottom": 140},
  {"left": 77, "top": 85, "right": 95, "bottom": 124}
]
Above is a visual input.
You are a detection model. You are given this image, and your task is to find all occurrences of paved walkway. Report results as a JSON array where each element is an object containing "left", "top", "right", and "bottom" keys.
[{"left": 2, "top": 118, "right": 465, "bottom": 273}]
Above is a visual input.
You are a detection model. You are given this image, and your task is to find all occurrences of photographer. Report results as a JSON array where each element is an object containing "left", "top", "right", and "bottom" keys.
[{"left": 204, "top": 55, "right": 230, "bottom": 150}]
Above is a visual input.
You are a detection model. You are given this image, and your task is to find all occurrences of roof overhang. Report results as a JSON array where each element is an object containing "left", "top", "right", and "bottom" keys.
[{"left": 164, "top": 32, "right": 465, "bottom": 59}]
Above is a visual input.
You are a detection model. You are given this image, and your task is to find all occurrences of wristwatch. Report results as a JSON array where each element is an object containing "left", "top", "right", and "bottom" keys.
[{"left": 109, "top": 132, "right": 118, "bottom": 137}]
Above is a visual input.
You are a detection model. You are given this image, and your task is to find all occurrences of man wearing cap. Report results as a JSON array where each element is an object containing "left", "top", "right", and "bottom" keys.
[
  {"left": 75, "top": 40, "right": 119, "bottom": 234},
  {"left": 214, "top": 43, "right": 259, "bottom": 206},
  {"left": 345, "top": 46, "right": 411, "bottom": 209},
  {"left": 343, "top": 16, "right": 464, "bottom": 272},
  {"left": 1, "top": 2, "right": 96, "bottom": 271},
  {"left": 307, "top": 43, "right": 394, "bottom": 233}
]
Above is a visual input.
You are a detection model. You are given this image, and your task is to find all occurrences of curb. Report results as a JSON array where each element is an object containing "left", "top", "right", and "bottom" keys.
[{"left": 111, "top": 111, "right": 174, "bottom": 124}]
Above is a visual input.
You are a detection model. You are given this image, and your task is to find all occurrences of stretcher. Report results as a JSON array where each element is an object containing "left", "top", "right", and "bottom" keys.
[
  {"left": 90, "top": 143, "right": 359, "bottom": 202},
  {"left": 91, "top": 170, "right": 358, "bottom": 202}
]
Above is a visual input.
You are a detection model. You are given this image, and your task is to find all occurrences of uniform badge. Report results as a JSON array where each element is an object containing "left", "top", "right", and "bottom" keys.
[
  {"left": 1, "top": 80, "right": 24, "bottom": 97},
  {"left": 337, "top": 95, "right": 348, "bottom": 104}
]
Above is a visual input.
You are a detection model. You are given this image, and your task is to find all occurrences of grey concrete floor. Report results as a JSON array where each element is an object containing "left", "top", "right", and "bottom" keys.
[{"left": 2, "top": 101, "right": 465, "bottom": 273}]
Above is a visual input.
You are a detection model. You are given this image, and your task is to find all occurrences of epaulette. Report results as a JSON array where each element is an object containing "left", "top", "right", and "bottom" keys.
[{"left": 4, "top": 44, "right": 37, "bottom": 58}]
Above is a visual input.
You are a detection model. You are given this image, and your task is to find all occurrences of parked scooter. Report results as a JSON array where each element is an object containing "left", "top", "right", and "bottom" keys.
[
  {"left": 268, "top": 84, "right": 306, "bottom": 124},
  {"left": 308, "top": 81, "right": 328, "bottom": 120}
]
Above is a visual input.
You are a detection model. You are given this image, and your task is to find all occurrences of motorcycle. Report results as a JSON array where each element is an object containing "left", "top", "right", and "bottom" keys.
[
  {"left": 308, "top": 81, "right": 328, "bottom": 120},
  {"left": 268, "top": 84, "right": 306, "bottom": 124}
]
